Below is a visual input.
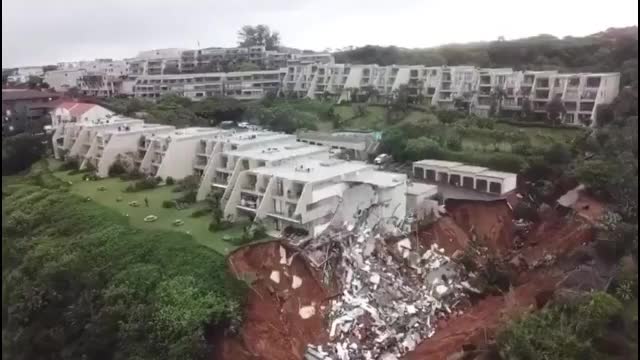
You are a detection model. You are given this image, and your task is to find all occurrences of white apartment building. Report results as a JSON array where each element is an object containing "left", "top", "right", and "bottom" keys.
[
  {"left": 53, "top": 116, "right": 140, "bottom": 159},
  {"left": 296, "top": 130, "right": 380, "bottom": 161},
  {"left": 44, "top": 69, "right": 86, "bottom": 91},
  {"left": 132, "top": 69, "right": 285, "bottom": 100},
  {"left": 6, "top": 66, "right": 44, "bottom": 83},
  {"left": 82, "top": 123, "right": 176, "bottom": 176},
  {"left": 225, "top": 158, "right": 406, "bottom": 237},
  {"left": 412, "top": 159, "right": 517, "bottom": 196},
  {"left": 50, "top": 102, "right": 114, "bottom": 127},
  {"left": 139, "top": 127, "right": 228, "bottom": 180},
  {"left": 195, "top": 132, "right": 297, "bottom": 201}
]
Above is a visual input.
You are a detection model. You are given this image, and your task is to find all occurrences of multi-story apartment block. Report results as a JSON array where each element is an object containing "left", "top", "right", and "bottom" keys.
[
  {"left": 132, "top": 70, "right": 285, "bottom": 100},
  {"left": 296, "top": 130, "right": 380, "bottom": 161},
  {"left": 225, "top": 159, "right": 406, "bottom": 237},
  {"left": 53, "top": 116, "right": 140, "bottom": 159},
  {"left": 139, "top": 127, "right": 227, "bottom": 180},
  {"left": 82, "top": 123, "right": 176, "bottom": 176},
  {"left": 196, "top": 132, "right": 297, "bottom": 201}
]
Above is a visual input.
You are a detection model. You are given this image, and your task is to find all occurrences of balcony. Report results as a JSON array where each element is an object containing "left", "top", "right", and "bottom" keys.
[{"left": 581, "top": 90, "right": 598, "bottom": 101}]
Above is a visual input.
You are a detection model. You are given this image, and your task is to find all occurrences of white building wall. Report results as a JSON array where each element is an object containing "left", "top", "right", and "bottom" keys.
[{"left": 156, "top": 138, "right": 200, "bottom": 180}]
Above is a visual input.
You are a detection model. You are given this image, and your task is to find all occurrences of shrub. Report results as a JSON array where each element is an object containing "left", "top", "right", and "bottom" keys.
[
  {"left": 165, "top": 176, "right": 175, "bottom": 185},
  {"left": 162, "top": 200, "right": 175, "bottom": 209},
  {"left": 154, "top": 176, "right": 163, "bottom": 184},
  {"left": 124, "top": 177, "right": 159, "bottom": 192},
  {"left": 190, "top": 208, "right": 212, "bottom": 218},
  {"left": 179, "top": 190, "right": 197, "bottom": 204},
  {"left": 209, "top": 220, "right": 232, "bottom": 232},
  {"left": 58, "top": 157, "right": 80, "bottom": 171},
  {"left": 497, "top": 292, "right": 625, "bottom": 360},
  {"left": 108, "top": 160, "right": 127, "bottom": 177}
]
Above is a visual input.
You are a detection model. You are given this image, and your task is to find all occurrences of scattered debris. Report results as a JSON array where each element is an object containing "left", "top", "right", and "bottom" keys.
[
  {"left": 270, "top": 270, "right": 281, "bottom": 284},
  {"left": 97, "top": 186, "right": 106, "bottom": 191},
  {"left": 143, "top": 215, "right": 157, "bottom": 222},
  {"left": 128, "top": 200, "right": 140, "bottom": 207},
  {"left": 301, "top": 214, "right": 468, "bottom": 359},
  {"left": 292, "top": 275, "right": 303, "bottom": 289},
  {"left": 172, "top": 219, "right": 184, "bottom": 227},
  {"left": 299, "top": 305, "right": 317, "bottom": 319}
]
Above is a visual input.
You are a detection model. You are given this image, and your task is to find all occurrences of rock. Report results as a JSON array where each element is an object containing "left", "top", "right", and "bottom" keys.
[
  {"left": 279, "top": 246, "right": 287, "bottom": 265},
  {"left": 292, "top": 275, "right": 302, "bottom": 289},
  {"left": 270, "top": 270, "right": 280, "bottom": 284},
  {"left": 299, "top": 305, "right": 316, "bottom": 319}
]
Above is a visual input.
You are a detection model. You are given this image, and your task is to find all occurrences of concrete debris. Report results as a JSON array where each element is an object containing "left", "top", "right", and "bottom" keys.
[
  {"left": 280, "top": 246, "right": 288, "bottom": 265},
  {"left": 301, "top": 213, "right": 468, "bottom": 359},
  {"left": 292, "top": 275, "right": 303, "bottom": 289},
  {"left": 299, "top": 305, "right": 317, "bottom": 319},
  {"left": 270, "top": 270, "right": 280, "bottom": 284}
]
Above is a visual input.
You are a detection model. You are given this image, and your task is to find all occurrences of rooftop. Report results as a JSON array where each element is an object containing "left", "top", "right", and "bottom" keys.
[
  {"left": 450, "top": 165, "right": 488, "bottom": 174},
  {"left": 414, "top": 159, "right": 463, "bottom": 168},
  {"left": 224, "top": 143, "right": 327, "bottom": 162},
  {"left": 407, "top": 182, "right": 439, "bottom": 196},
  {"left": 224, "top": 132, "right": 294, "bottom": 146},
  {"left": 152, "top": 127, "right": 226, "bottom": 140},
  {"left": 477, "top": 170, "right": 518, "bottom": 180},
  {"left": 349, "top": 170, "right": 407, "bottom": 188},
  {"left": 252, "top": 159, "right": 373, "bottom": 183}
]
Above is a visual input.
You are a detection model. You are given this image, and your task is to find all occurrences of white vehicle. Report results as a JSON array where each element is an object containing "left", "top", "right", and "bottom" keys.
[
  {"left": 374, "top": 153, "right": 392, "bottom": 165},
  {"left": 237, "top": 122, "right": 250, "bottom": 128}
]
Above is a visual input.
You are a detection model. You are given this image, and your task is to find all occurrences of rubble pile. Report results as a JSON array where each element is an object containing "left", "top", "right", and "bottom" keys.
[{"left": 302, "top": 221, "right": 470, "bottom": 360}]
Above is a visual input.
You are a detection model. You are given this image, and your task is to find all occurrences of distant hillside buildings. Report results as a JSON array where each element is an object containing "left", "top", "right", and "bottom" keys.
[{"left": 5, "top": 44, "right": 620, "bottom": 127}]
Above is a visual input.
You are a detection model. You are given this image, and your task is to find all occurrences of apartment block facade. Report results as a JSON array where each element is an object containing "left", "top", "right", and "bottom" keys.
[{"left": 51, "top": 118, "right": 407, "bottom": 238}]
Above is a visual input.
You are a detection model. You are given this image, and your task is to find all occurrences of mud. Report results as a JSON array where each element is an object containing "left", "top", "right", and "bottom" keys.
[{"left": 213, "top": 241, "right": 331, "bottom": 360}]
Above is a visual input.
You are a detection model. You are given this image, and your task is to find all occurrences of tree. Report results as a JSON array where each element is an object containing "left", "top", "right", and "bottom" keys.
[
  {"left": 544, "top": 142, "right": 572, "bottom": 165},
  {"left": 405, "top": 137, "right": 445, "bottom": 161},
  {"left": 490, "top": 86, "right": 507, "bottom": 116},
  {"left": 234, "top": 62, "right": 261, "bottom": 72},
  {"left": 545, "top": 94, "right": 566, "bottom": 126},
  {"left": 2, "top": 134, "right": 46, "bottom": 175},
  {"left": 520, "top": 97, "right": 533, "bottom": 120},
  {"left": 237, "top": 24, "right": 281, "bottom": 50}
]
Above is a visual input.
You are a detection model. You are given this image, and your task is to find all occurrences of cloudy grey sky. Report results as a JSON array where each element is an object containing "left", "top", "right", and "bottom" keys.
[{"left": 2, "top": 0, "right": 638, "bottom": 67}]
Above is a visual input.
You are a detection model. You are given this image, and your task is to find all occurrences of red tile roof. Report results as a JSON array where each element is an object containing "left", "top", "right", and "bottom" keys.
[{"left": 68, "top": 103, "right": 96, "bottom": 118}]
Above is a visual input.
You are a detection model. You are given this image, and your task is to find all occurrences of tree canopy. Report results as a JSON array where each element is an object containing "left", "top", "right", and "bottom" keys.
[{"left": 237, "top": 24, "right": 281, "bottom": 50}]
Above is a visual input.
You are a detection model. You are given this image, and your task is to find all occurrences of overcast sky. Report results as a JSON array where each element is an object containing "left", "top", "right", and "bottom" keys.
[{"left": 2, "top": 0, "right": 638, "bottom": 67}]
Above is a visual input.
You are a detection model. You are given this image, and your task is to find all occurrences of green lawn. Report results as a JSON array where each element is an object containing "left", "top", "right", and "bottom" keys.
[{"left": 52, "top": 170, "right": 246, "bottom": 255}]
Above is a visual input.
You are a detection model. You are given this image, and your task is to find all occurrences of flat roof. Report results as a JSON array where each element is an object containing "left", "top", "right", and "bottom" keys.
[
  {"left": 225, "top": 132, "right": 294, "bottom": 145},
  {"left": 251, "top": 159, "right": 372, "bottom": 183},
  {"left": 414, "top": 159, "right": 463, "bottom": 168},
  {"left": 450, "top": 165, "right": 488, "bottom": 174},
  {"left": 407, "top": 182, "right": 438, "bottom": 195},
  {"left": 224, "top": 143, "right": 328, "bottom": 161},
  {"left": 476, "top": 170, "right": 518, "bottom": 180},
  {"left": 349, "top": 170, "right": 407, "bottom": 188},
  {"left": 153, "top": 127, "right": 225, "bottom": 139}
]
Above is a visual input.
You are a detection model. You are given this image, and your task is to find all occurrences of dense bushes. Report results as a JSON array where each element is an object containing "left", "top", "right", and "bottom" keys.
[
  {"left": 108, "top": 159, "right": 128, "bottom": 176},
  {"left": 165, "top": 176, "right": 175, "bottom": 185},
  {"left": 162, "top": 200, "right": 176, "bottom": 208},
  {"left": 125, "top": 176, "right": 162, "bottom": 192},
  {"left": 2, "top": 133, "right": 47, "bottom": 175},
  {"left": 497, "top": 292, "right": 628, "bottom": 359},
  {"left": 2, "top": 179, "right": 245, "bottom": 360}
]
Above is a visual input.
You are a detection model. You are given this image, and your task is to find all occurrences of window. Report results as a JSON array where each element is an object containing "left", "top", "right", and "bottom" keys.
[
  {"left": 489, "top": 182, "right": 502, "bottom": 194},
  {"left": 476, "top": 179, "right": 488, "bottom": 192},
  {"left": 414, "top": 167, "right": 424, "bottom": 179}
]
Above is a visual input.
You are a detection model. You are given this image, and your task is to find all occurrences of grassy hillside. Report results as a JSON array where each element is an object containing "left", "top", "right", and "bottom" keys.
[{"left": 2, "top": 161, "right": 245, "bottom": 360}]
